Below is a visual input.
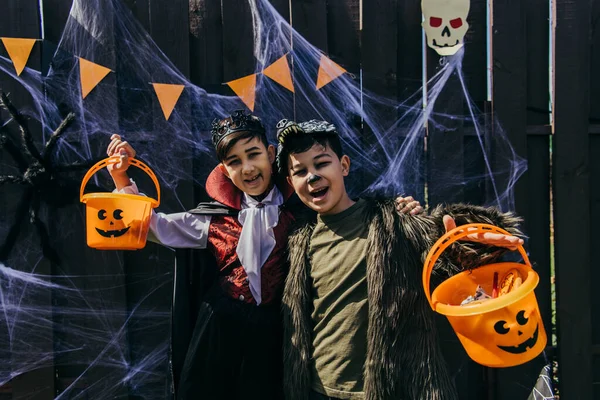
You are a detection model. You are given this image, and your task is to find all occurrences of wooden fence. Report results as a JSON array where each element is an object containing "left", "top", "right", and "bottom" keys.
[{"left": 0, "top": 0, "right": 597, "bottom": 398}]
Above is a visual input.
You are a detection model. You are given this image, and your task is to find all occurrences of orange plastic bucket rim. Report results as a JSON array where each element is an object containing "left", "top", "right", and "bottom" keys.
[{"left": 422, "top": 223, "right": 534, "bottom": 315}]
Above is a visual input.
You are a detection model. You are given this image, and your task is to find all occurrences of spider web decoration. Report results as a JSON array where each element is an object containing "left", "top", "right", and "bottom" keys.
[
  {"left": 527, "top": 364, "right": 555, "bottom": 400},
  {"left": 0, "top": 0, "right": 532, "bottom": 397},
  {"left": 0, "top": 91, "right": 101, "bottom": 264}
]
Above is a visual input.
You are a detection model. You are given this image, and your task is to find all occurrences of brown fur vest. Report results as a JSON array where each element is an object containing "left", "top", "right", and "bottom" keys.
[{"left": 282, "top": 200, "right": 521, "bottom": 400}]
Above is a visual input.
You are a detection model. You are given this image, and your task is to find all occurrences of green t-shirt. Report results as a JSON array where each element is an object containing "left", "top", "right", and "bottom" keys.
[{"left": 309, "top": 199, "right": 370, "bottom": 399}]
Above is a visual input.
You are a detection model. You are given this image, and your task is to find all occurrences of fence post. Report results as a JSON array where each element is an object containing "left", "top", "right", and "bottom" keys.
[{"left": 553, "top": 0, "right": 593, "bottom": 397}]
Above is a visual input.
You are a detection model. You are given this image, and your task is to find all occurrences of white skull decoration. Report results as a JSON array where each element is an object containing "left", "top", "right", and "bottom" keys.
[{"left": 422, "top": 0, "right": 470, "bottom": 56}]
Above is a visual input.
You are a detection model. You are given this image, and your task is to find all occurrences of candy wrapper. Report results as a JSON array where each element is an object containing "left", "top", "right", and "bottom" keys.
[{"left": 460, "top": 285, "right": 492, "bottom": 305}]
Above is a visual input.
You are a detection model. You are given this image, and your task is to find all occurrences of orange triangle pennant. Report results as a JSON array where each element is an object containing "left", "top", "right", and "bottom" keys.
[
  {"left": 226, "top": 74, "right": 257, "bottom": 111},
  {"left": 79, "top": 57, "right": 112, "bottom": 99},
  {"left": 1, "top": 38, "right": 37, "bottom": 76},
  {"left": 262, "top": 54, "right": 294, "bottom": 93},
  {"left": 316, "top": 55, "right": 347, "bottom": 90},
  {"left": 152, "top": 83, "right": 185, "bottom": 120}
]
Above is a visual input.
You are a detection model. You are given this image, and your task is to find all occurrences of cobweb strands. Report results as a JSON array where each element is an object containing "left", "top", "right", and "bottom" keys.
[{"left": 0, "top": 0, "right": 526, "bottom": 398}]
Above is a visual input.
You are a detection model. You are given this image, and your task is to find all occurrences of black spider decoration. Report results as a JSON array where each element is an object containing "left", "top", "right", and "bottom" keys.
[{"left": 0, "top": 92, "right": 101, "bottom": 263}]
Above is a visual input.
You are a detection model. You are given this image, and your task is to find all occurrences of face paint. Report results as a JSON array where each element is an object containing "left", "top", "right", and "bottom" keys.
[{"left": 307, "top": 174, "right": 322, "bottom": 184}]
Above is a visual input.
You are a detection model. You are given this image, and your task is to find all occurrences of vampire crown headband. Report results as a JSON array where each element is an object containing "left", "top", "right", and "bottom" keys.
[
  {"left": 211, "top": 110, "right": 265, "bottom": 149},
  {"left": 276, "top": 118, "right": 338, "bottom": 174},
  {"left": 276, "top": 118, "right": 338, "bottom": 145}
]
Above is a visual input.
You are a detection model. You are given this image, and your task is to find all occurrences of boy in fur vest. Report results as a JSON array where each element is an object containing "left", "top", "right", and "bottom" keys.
[{"left": 276, "top": 119, "right": 524, "bottom": 400}]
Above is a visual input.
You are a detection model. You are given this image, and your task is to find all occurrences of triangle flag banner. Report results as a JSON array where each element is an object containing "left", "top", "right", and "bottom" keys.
[
  {"left": 262, "top": 54, "right": 294, "bottom": 93},
  {"left": 226, "top": 74, "right": 257, "bottom": 111},
  {"left": 1, "top": 38, "right": 37, "bottom": 76},
  {"left": 316, "top": 54, "right": 347, "bottom": 90},
  {"left": 152, "top": 83, "right": 185, "bottom": 120},
  {"left": 79, "top": 57, "right": 112, "bottom": 99}
]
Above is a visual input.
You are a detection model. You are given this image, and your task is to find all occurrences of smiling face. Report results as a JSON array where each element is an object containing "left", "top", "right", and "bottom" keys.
[
  {"left": 286, "top": 143, "right": 354, "bottom": 215},
  {"left": 95, "top": 208, "right": 130, "bottom": 237},
  {"left": 221, "top": 136, "right": 275, "bottom": 197},
  {"left": 494, "top": 309, "right": 540, "bottom": 354}
]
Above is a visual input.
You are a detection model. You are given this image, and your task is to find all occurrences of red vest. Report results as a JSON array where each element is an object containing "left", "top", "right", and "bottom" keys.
[{"left": 204, "top": 166, "right": 296, "bottom": 306}]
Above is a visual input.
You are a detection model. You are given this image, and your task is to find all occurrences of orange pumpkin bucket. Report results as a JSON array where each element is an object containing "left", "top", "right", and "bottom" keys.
[
  {"left": 80, "top": 156, "right": 160, "bottom": 250},
  {"left": 423, "top": 224, "right": 547, "bottom": 368}
]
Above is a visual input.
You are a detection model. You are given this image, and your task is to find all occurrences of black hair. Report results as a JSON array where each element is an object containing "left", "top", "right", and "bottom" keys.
[
  {"left": 275, "top": 119, "right": 343, "bottom": 174},
  {"left": 216, "top": 128, "right": 269, "bottom": 162},
  {"left": 212, "top": 111, "right": 269, "bottom": 162}
]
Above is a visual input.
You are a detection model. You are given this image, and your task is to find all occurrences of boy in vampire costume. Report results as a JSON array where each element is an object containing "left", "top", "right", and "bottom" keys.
[
  {"left": 107, "top": 111, "right": 295, "bottom": 399},
  {"left": 276, "top": 119, "right": 524, "bottom": 400},
  {"left": 106, "top": 111, "right": 425, "bottom": 399}
]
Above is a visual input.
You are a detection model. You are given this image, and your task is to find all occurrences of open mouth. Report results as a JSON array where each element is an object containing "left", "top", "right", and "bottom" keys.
[
  {"left": 432, "top": 39, "right": 460, "bottom": 48},
  {"left": 497, "top": 325, "right": 539, "bottom": 354},
  {"left": 245, "top": 174, "right": 261, "bottom": 184},
  {"left": 95, "top": 226, "right": 130, "bottom": 238},
  {"left": 310, "top": 187, "right": 329, "bottom": 200}
]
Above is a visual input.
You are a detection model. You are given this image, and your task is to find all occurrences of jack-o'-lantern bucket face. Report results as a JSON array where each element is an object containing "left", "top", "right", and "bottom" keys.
[
  {"left": 82, "top": 196, "right": 153, "bottom": 250},
  {"left": 80, "top": 157, "right": 160, "bottom": 250},
  {"left": 438, "top": 277, "right": 547, "bottom": 367},
  {"left": 95, "top": 208, "right": 130, "bottom": 238},
  {"left": 493, "top": 309, "right": 541, "bottom": 355},
  {"left": 423, "top": 224, "right": 547, "bottom": 367}
]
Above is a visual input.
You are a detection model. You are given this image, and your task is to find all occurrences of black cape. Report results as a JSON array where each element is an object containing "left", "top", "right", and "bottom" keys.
[{"left": 169, "top": 201, "right": 237, "bottom": 397}]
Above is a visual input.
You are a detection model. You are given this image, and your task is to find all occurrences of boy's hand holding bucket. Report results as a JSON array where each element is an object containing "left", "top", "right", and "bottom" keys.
[
  {"left": 106, "top": 134, "right": 136, "bottom": 190},
  {"left": 443, "top": 215, "right": 524, "bottom": 250}
]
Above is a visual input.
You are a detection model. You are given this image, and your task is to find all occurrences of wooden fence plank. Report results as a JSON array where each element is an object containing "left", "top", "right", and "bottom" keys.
[
  {"left": 0, "top": 1, "right": 53, "bottom": 398},
  {"left": 523, "top": 0, "right": 554, "bottom": 396},
  {"left": 590, "top": 135, "right": 600, "bottom": 397},
  {"left": 325, "top": 0, "right": 363, "bottom": 194},
  {"left": 189, "top": 0, "right": 223, "bottom": 201},
  {"left": 526, "top": 0, "right": 551, "bottom": 127},
  {"left": 189, "top": 0, "right": 223, "bottom": 94},
  {"left": 553, "top": 0, "right": 593, "bottom": 398},
  {"left": 589, "top": 1, "right": 600, "bottom": 397},
  {"left": 326, "top": 0, "right": 360, "bottom": 73},
  {"left": 397, "top": 0, "right": 423, "bottom": 103},
  {"left": 493, "top": 0, "right": 548, "bottom": 397},
  {"left": 589, "top": 0, "right": 600, "bottom": 126},
  {"left": 463, "top": 0, "right": 487, "bottom": 106},
  {"left": 255, "top": 1, "right": 294, "bottom": 134},
  {"left": 41, "top": 0, "right": 73, "bottom": 43},
  {"left": 524, "top": 0, "right": 552, "bottom": 337},
  {"left": 121, "top": 1, "right": 192, "bottom": 397},
  {"left": 425, "top": 59, "right": 464, "bottom": 206},
  {"left": 270, "top": 0, "right": 290, "bottom": 22},
  {"left": 289, "top": 0, "right": 327, "bottom": 123},
  {"left": 222, "top": 0, "right": 255, "bottom": 83},
  {"left": 426, "top": 1, "right": 496, "bottom": 397},
  {"left": 291, "top": 0, "right": 328, "bottom": 52},
  {"left": 425, "top": 31, "right": 473, "bottom": 400},
  {"left": 44, "top": 1, "right": 130, "bottom": 397},
  {"left": 362, "top": 0, "right": 400, "bottom": 196},
  {"left": 394, "top": 0, "right": 425, "bottom": 201},
  {"left": 462, "top": 0, "right": 488, "bottom": 208}
]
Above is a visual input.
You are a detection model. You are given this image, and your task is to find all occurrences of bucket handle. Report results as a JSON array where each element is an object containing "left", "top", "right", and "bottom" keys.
[
  {"left": 422, "top": 223, "right": 531, "bottom": 310},
  {"left": 79, "top": 156, "right": 161, "bottom": 207}
]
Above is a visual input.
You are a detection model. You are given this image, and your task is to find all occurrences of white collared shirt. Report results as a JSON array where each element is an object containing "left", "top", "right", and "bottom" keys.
[{"left": 116, "top": 181, "right": 283, "bottom": 304}]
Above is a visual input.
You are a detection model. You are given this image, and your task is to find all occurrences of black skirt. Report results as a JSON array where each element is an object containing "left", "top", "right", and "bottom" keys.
[{"left": 176, "top": 288, "right": 284, "bottom": 400}]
